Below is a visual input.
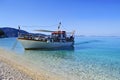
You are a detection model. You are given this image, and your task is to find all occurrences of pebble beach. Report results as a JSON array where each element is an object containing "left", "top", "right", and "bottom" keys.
[
  {"left": 0, "top": 60, "right": 33, "bottom": 80},
  {"left": 0, "top": 48, "right": 34, "bottom": 80}
]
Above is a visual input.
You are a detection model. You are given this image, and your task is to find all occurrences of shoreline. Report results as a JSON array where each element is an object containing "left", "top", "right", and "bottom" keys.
[{"left": 0, "top": 48, "right": 63, "bottom": 80}]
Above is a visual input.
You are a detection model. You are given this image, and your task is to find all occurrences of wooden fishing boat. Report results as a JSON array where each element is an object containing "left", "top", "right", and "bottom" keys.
[{"left": 18, "top": 23, "right": 75, "bottom": 50}]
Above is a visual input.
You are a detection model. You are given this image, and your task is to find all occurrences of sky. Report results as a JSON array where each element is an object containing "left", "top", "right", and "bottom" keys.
[{"left": 0, "top": 0, "right": 120, "bottom": 36}]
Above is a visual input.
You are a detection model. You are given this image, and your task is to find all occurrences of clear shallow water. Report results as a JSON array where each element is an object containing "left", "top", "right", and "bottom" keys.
[{"left": 0, "top": 37, "right": 120, "bottom": 80}]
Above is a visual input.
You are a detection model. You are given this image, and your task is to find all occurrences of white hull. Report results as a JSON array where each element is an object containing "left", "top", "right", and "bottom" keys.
[{"left": 18, "top": 39, "right": 74, "bottom": 49}]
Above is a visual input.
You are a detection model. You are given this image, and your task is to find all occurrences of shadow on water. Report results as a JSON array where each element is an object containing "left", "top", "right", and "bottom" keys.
[
  {"left": 25, "top": 46, "right": 75, "bottom": 51},
  {"left": 24, "top": 47, "right": 75, "bottom": 60}
]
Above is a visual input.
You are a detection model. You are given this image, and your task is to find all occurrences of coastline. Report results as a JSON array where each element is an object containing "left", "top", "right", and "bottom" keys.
[{"left": 0, "top": 48, "right": 64, "bottom": 80}]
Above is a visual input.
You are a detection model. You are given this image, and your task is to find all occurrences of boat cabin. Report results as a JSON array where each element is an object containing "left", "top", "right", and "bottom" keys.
[
  {"left": 52, "top": 31, "right": 66, "bottom": 38},
  {"left": 51, "top": 31, "right": 74, "bottom": 42}
]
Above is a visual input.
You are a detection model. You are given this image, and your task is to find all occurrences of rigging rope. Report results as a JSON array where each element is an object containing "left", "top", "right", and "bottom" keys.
[{"left": 21, "top": 24, "right": 58, "bottom": 28}]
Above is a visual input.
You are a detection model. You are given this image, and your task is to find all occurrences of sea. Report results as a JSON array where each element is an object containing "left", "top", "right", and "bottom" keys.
[{"left": 0, "top": 36, "right": 120, "bottom": 80}]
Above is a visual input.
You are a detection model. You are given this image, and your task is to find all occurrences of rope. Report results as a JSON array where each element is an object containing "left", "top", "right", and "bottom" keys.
[{"left": 21, "top": 24, "right": 58, "bottom": 28}]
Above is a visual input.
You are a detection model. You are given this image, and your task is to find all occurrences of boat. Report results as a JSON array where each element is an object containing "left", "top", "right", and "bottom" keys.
[{"left": 18, "top": 23, "right": 75, "bottom": 50}]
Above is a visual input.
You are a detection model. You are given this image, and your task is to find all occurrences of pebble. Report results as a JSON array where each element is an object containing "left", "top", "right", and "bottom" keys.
[{"left": 0, "top": 61, "right": 33, "bottom": 80}]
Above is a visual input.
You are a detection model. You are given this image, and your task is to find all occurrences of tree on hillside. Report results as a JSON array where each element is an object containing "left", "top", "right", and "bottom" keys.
[{"left": 0, "top": 29, "right": 5, "bottom": 37}]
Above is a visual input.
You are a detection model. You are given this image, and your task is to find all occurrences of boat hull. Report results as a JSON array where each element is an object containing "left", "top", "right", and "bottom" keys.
[{"left": 18, "top": 39, "right": 74, "bottom": 50}]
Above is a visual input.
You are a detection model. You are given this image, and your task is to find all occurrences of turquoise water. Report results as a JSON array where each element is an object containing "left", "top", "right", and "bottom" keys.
[{"left": 0, "top": 37, "right": 120, "bottom": 80}]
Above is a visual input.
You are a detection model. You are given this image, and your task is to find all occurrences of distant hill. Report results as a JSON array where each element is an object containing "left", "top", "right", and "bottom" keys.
[
  {"left": 0, "top": 27, "right": 47, "bottom": 38},
  {"left": 0, "top": 27, "right": 28, "bottom": 37}
]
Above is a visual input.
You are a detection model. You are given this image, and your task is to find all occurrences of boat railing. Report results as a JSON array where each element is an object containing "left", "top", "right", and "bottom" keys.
[
  {"left": 18, "top": 33, "right": 47, "bottom": 41},
  {"left": 18, "top": 33, "right": 74, "bottom": 42}
]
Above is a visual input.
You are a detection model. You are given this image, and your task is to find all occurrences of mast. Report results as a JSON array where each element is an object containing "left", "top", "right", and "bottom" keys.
[
  {"left": 18, "top": 25, "right": 20, "bottom": 37},
  {"left": 58, "top": 22, "right": 61, "bottom": 31},
  {"left": 58, "top": 22, "right": 63, "bottom": 41}
]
